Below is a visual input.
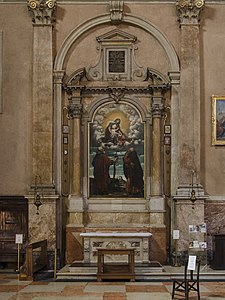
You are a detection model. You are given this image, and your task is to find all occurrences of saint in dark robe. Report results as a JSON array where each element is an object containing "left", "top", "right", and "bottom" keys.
[
  {"left": 92, "top": 147, "right": 114, "bottom": 195},
  {"left": 123, "top": 147, "right": 144, "bottom": 196}
]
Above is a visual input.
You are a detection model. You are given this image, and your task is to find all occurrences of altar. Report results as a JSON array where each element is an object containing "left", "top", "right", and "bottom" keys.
[{"left": 80, "top": 232, "right": 152, "bottom": 263}]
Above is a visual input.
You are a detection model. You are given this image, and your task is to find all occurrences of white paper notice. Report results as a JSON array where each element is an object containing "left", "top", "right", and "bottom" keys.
[
  {"left": 173, "top": 230, "right": 180, "bottom": 240},
  {"left": 15, "top": 234, "right": 23, "bottom": 244},
  {"left": 188, "top": 255, "right": 196, "bottom": 270}
]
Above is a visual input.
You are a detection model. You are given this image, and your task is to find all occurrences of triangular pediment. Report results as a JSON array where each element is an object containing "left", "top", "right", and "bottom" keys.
[{"left": 96, "top": 29, "right": 137, "bottom": 43}]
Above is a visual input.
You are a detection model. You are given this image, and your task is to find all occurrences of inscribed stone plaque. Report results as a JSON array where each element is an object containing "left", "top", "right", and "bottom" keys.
[{"left": 108, "top": 50, "right": 125, "bottom": 73}]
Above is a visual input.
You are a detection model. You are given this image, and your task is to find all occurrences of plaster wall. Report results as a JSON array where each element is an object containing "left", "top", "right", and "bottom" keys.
[
  {"left": 201, "top": 6, "right": 225, "bottom": 195},
  {"left": 0, "top": 5, "right": 32, "bottom": 194}
]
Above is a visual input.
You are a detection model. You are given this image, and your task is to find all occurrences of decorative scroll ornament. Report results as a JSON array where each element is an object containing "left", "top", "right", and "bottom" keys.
[
  {"left": 27, "top": 0, "right": 56, "bottom": 24},
  {"left": 110, "top": 0, "right": 124, "bottom": 24},
  {"left": 109, "top": 88, "right": 125, "bottom": 103},
  {"left": 176, "top": 0, "right": 205, "bottom": 25}
]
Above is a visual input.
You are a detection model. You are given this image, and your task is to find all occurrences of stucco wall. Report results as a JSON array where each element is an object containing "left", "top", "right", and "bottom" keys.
[{"left": 0, "top": 5, "right": 32, "bottom": 194}]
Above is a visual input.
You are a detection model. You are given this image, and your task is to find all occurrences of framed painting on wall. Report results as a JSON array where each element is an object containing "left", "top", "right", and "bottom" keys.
[
  {"left": 89, "top": 101, "right": 145, "bottom": 199},
  {"left": 212, "top": 95, "right": 225, "bottom": 145}
]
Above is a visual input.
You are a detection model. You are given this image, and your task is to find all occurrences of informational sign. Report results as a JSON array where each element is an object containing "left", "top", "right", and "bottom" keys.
[
  {"left": 15, "top": 234, "right": 23, "bottom": 244},
  {"left": 188, "top": 255, "right": 196, "bottom": 270},
  {"left": 173, "top": 230, "right": 180, "bottom": 240}
]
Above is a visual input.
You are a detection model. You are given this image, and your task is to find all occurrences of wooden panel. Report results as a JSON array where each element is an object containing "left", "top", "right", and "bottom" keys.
[{"left": 0, "top": 197, "right": 28, "bottom": 264}]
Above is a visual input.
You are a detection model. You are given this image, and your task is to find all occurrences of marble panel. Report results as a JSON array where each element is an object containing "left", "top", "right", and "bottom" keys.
[
  {"left": 150, "top": 213, "right": 165, "bottom": 225},
  {"left": 28, "top": 197, "right": 57, "bottom": 250},
  {"left": 175, "top": 199, "right": 205, "bottom": 251},
  {"left": 68, "top": 212, "right": 84, "bottom": 226},
  {"left": 149, "top": 227, "right": 167, "bottom": 263},
  {"left": 66, "top": 226, "right": 84, "bottom": 263},
  {"left": 81, "top": 232, "right": 151, "bottom": 263},
  {"left": 86, "top": 212, "right": 150, "bottom": 227},
  {"left": 205, "top": 200, "right": 225, "bottom": 235}
]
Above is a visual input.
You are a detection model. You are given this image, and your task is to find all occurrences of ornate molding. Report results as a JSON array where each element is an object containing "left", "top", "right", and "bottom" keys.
[
  {"left": 109, "top": 0, "right": 124, "bottom": 24},
  {"left": 109, "top": 87, "right": 125, "bottom": 103},
  {"left": 27, "top": 0, "right": 56, "bottom": 25},
  {"left": 176, "top": 0, "right": 205, "bottom": 25}
]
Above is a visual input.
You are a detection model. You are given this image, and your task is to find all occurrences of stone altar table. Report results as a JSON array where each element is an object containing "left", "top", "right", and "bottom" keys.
[{"left": 80, "top": 232, "right": 152, "bottom": 263}]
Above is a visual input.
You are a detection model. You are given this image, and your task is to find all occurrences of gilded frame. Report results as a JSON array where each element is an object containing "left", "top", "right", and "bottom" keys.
[{"left": 212, "top": 95, "right": 225, "bottom": 145}]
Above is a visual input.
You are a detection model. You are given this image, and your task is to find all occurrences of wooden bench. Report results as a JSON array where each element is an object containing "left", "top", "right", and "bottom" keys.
[{"left": 97, "top": 248, "right": 135, "bottom": 282}]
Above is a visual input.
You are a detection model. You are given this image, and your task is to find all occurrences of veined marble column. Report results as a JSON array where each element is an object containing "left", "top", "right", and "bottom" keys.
[
  {"left": 65, "top": 94, "right": 84, "bottom": 264},
  {"left": 27, "top": 0, "right": 56, "bottom": 186},
  {"left": 26, "top": 1, "right": 58, "bottom": 257},
  {"left": 67, "top": 94, "right": 83, "bottom": 214},
  {"left": 151, "top": 96, "right": 164, "bottom": 197},
  {"left": 149, "top": 96, "right": 165, "bottom": 230},
  {"left": 176, "top": 0, "right": 204, "bottom": 183}
]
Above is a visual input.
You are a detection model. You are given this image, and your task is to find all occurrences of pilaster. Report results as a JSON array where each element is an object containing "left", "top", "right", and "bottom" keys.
[
  {"left": 151, "top": 95, "right": 164, "bottom": 196},
  {"left": 176, "top": 0, "right": 204, "bottom": 184},
  {"left": 27, "top": 0, "right": 56, "bottom": 187}
]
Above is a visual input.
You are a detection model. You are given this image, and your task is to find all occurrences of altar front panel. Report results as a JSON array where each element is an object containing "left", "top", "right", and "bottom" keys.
[{"left": 80, "top": 232, "right": 152, "bottom": 263}]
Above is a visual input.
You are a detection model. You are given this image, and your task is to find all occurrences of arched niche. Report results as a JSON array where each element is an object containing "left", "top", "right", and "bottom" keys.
[{"left": 53, "top": 12, "right": 180, "bottom": 196}]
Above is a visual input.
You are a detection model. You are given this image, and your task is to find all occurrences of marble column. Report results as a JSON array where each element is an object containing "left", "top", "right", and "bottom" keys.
[
  {"left": 168, "top": 71, "right": 180, "bottom": 196},
  {"left": 176, "top": 0, "right": 204, "bottom": 184},
  {"left": 27, "top": 1, "right": 58, "bottom": 263},
  {"left": 65, "top": 93, "right": 84, "bottom": 263},
  {"left": 27, "top": 0, "right": 56, "bottom": 186},
  {"left": 171, "top": 0, "right": 206, "bottom": 262},
  {"left": 149, "top": 95, "right": 167, "bottom": 263},
  {"left": 151, "top": 96, "right": 164, "bottom": 197},
  {"left": 67, "top": 94, "right": 83, "bottom": 213}
]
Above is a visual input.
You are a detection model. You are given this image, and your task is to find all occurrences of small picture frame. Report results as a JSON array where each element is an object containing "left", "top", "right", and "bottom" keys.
[
  {"left": 212, "top": 95, "right": 225, "bottom": 145},
  {"left": 164, "top": 125, "right": 171, "bottom": 134},
  {"left": 164, "top": 136, "right": 171, "bottom": 145},
  {"left": 63, "top": 125, "right": 69, "bottom": 134},
  {"left": 63, "top": 137, "right": 68, "bottom": 144}
]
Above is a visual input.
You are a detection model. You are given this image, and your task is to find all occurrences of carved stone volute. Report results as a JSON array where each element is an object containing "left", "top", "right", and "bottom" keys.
[
  {"left": 27, "top": 0, "right": 56, "bottom": 25},
  {"left": 109, "top": 0, "right": 124, "bottom": 24}
]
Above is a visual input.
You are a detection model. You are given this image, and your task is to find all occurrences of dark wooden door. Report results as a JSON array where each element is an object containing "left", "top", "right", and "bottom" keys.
[{"left": 0, "top": 196, "right": 28, "bottom": 265}]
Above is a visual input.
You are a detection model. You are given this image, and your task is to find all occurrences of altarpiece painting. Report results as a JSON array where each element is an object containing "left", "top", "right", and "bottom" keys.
[{"left": 89, "top": 101, "right": 145, "bottom": 198}]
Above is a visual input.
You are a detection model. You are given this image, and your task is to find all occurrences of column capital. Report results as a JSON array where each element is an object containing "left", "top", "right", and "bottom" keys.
[
  {"left": 151, "top": 96, "right": 164, "bottom": 118},
  {"left": 53, "top": 70, "right": 65, "bottom": 84},
  {"left": 27, "top": 0, "right": 56, "bottom": 25},
  {"left": 176, "top": 0, "right": 205, "bottom": 26},
  {"left": 67, "top": 96, "right": 82, "bottom": 119},
  {"left": 168, "top": 71, "right": 180, "bottom": 85}
]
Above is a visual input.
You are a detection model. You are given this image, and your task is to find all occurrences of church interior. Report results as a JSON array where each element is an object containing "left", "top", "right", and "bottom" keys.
[{"left": 1, "top": 0, "right": 225, "bottom": 298}]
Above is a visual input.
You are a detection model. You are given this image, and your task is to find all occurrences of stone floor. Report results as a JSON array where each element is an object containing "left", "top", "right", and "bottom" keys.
[{"left": 0, "top": 270, "right": 225, "bottom": 300}]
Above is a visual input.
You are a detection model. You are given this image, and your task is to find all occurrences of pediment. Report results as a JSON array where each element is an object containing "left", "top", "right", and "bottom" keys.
[{"left": 96, "top": 29, "right": 137, "bottom": 43}]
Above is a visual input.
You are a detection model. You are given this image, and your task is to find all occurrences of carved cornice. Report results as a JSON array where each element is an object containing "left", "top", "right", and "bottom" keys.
[
  {"left": 65, "top": 84, "right": 169, "bottom": 97},
  {"left": 110, "top": 0, "right": 124, "bottom": 24},
  {"left": 27, "top": 0, "right": 56, "bottom": 25},
  {"left": 176, "top": 0, "right": 205, "bottom": 25}
]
